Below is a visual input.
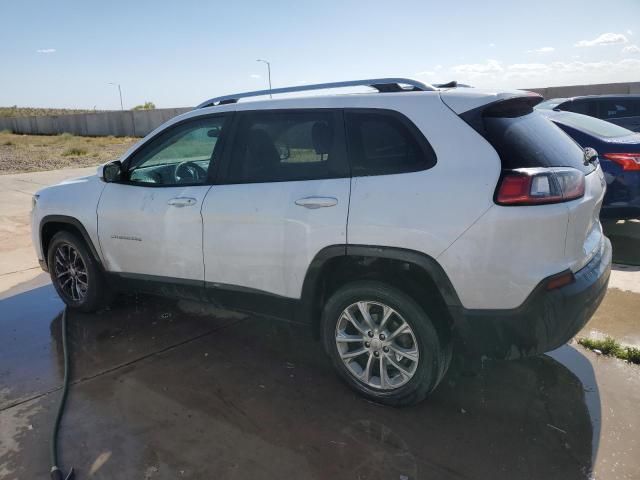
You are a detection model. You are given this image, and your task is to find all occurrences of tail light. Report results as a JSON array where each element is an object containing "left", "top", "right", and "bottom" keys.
[
  {"left": 602, "top": 153, "right": 640, "bottom": 171},
  {"left": 496, "top": 167, "right": 585, "bottom": 205}
]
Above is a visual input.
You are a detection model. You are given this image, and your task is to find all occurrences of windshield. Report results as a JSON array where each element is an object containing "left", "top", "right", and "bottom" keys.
[
  {"left": 537, "top": 98, "right": 567, "bottom": 110},
  {"left": 553, "top": 111, "right": 634, "bottom": 138}
]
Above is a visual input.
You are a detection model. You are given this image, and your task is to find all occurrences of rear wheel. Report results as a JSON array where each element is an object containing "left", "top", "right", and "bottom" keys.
[
  {"left": 47, "top": 231, "right": 111, "bottom": 312},
  {"left": 322, "top": 281, "right": 448, "bottom": 406}
]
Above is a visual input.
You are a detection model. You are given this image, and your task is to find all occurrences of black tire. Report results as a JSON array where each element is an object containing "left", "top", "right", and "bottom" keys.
[
  {"left": 47, "top": 231, "right": 111, "bottom": 312},
  {"left": 322, "top": 281, "right": 449, "bottom": 406}
]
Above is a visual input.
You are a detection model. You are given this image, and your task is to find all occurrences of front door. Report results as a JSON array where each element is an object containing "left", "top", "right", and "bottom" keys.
[{"left": 97, "top": 114, "right": 229, "bottom": 283}]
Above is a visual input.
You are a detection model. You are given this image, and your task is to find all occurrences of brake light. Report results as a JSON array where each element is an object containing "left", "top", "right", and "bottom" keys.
[
  {"left": 603, "top": 153, "right": 640, "bottom": 171},
  {"left": 496, "top": 168, "right": 585, "bottom": 205}
]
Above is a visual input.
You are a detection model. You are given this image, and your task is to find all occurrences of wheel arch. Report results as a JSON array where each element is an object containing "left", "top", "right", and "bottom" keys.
[
  {"left": 299, "top": 245, "right": 462, "bottom": 340},
  {"left": 40, "top": 215, "right": 104, "bottom": 270}
]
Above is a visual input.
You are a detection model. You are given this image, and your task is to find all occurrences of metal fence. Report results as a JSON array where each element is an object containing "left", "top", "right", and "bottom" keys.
[{"left": 0, "top": 108, "right": 191, "bottom": 137}]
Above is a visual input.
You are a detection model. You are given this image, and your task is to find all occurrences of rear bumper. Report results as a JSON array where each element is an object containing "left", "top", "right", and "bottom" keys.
[{"left": 452, "top": 237, "right": 612, "bottom": 360}]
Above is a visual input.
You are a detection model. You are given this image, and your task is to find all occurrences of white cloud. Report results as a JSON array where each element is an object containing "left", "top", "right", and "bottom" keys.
[
  {"left": 435, "top": 64, "right": 442, "bottom": 71},
  {"left": 527, "top": 46, "right": 555, "bottom": 54},
  {"left": 508, "top": 63, "right": 549, "bottom": 71},
  {"left": 575, "top": 32, "right": 628, "bottom": 47},
  {"left": 249, "top": 74, "right": 261, "bottom": 79},
  {"left": 452, "top": 59, "right": 503, "bottom": 76},
  {"left": 36, "top": 48, "right": 56, "bottom": 54},
  {"left": 622, "top": 44, "right": 640, "bottom": 54},
  {"left": 448, "top": 57, "right": 640, "bottom": 89},
  {"left": 627, "top": 29, "right": 633, "bottom": 36},
  {"left": 488, "top": 43, "right": 496, "bottom": 48}
]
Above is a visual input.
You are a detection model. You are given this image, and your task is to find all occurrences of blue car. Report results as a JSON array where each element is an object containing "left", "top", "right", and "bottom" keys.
[{"left": 538, "top": 109, "right": 640, "bottom": 220}]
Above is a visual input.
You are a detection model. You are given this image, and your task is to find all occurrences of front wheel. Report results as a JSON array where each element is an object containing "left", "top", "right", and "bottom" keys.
[
  {"left": 47, "top": 231, "right": 111, "bottom": 312},
  {"left": 322, "top": 281, "right": 448, "bottom": 406}
]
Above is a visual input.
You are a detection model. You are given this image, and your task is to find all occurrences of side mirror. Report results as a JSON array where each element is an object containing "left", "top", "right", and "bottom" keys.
[
  {"left": 99, "top": 161, "right": 123, "bottom": 182},
  {"left": 584, "top": 147, "right": 599, "bottom": 166}
]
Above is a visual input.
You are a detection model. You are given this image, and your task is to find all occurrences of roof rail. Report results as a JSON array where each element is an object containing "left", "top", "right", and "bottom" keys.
[{"left": 196, "top": 78, "right": 435, "bottom": 109}]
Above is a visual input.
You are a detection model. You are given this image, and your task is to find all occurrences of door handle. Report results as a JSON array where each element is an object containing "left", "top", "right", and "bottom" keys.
[
  {"left": 167, "top": 197, "right": 197, "bottom": 207},
  {"left": 294, "top": 196, "right": 338, "bottom": 209}
]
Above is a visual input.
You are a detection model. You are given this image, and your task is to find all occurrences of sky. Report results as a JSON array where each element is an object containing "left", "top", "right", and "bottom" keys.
[{"left": 1, "top": 0, "right": 639, "bottom": 109}]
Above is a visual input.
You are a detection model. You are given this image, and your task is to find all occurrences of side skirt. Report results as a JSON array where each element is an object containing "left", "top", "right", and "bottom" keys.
[{"left": 105, "top": 272, "right": 300, "bottom": 322}]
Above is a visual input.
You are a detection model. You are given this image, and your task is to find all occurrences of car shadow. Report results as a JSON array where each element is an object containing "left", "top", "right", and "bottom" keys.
[
  {"left": 603, "top": 219, "right": 640, "bottom": 266},
  {"left": 1, "top": 285, "right": 600, "bottom": 479}
]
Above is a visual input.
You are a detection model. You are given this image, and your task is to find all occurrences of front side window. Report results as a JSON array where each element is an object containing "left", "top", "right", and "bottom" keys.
[
  {"left": 227, "top": 110, "right": 347, "bottom": 183},
  {"left": 345, "top": 110, "right": 436, "bottom": 176},
  {"left": 126, "top": 116, "right": 227, "bottom": 186}
]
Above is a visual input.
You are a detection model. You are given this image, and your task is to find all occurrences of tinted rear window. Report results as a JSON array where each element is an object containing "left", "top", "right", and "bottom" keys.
[{"left": 484, "top": 111, "right": 594, "bottom": 174}]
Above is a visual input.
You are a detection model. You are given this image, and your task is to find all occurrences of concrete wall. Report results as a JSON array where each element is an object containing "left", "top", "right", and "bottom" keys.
[
  {"left": 0, "top": 107, "right": 190, "bottom": 137},
  {"left": 525, "top": 81, "right": 640, "bottom": 99},
  {"left": 2, "top": 81, "right": 640, "bottom": 137}
]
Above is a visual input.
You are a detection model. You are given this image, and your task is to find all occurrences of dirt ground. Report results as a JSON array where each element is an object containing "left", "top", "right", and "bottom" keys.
[{"left": 0, "top": 132, "right": 137, "bottom": 174}]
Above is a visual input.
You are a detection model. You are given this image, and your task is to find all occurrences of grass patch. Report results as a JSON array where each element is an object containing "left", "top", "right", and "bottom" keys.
[
  {"left": 62, "top": 147, "right": 88, "bottom": 157},
  {"left": 0, "top": 130, "right": 137, "bottom": 174},
  {"left": 2, "top": 140, "right": 13, "bottom": 146},
  {"left": 578, "top": 336, "right": 640, "bottom": 364}
]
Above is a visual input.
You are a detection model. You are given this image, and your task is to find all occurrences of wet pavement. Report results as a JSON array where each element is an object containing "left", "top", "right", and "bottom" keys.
[{"left": 1, "top": 276, "right": 639, "bottom": 479}]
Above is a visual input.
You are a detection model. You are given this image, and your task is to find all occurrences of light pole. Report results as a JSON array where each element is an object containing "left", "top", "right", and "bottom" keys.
[
  {"left": 108, "top": 82, "right": 124, "bottom": 110},
  {"left": 256, "top": 59, "right": 272, "bottom": 98}
]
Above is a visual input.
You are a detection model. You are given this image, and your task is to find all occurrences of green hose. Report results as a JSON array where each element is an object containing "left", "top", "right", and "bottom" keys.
[{"left": 49, "top": 307, "right": 74, "bottom": 480}]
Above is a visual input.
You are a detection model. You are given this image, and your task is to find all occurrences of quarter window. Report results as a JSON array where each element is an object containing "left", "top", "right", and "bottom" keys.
[
  {"left": 126, "top": 116, "right": 227, "bottom": 186},
  {"left": 345, "top": 111, "right": 436, "bottom": 176},
  {"left": 227, "top": 110, "right": 347, "bottom": 183}
]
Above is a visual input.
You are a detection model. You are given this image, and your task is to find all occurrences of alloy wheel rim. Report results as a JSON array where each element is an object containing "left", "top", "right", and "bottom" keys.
[
  {"left": 54, "top": 243, "right": 88, "bottom": 302},
  {"left": 335, "top": 301, "right": 419, "bottom": 390}
]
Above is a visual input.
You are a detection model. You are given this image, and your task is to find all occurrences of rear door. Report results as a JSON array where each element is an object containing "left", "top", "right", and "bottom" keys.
[{"left": 201, "top": 109, "right": 350, "bottom": 303}]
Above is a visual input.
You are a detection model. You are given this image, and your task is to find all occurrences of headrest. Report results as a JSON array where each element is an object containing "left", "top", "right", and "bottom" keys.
[{"left": 311, "top": 121, "right": 333, "bottom": 155}]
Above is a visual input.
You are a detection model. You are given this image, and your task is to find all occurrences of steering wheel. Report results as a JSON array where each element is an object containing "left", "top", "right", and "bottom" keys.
[{"left": 174, "top": 161, "right": 207, "bottom": 184}]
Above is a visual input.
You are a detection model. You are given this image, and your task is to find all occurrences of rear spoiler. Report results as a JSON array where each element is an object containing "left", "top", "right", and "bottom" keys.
[
  {"left": 440, "top": 90, "right": 543, "bottom": 115},
  {"left": 444, "top": 92, "right": 544, "bottom": 137}
]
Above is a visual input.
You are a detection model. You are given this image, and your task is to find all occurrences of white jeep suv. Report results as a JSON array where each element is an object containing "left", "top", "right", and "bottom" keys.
[{"left": 32, "top": 78, "right": 612, "bottom": 405}]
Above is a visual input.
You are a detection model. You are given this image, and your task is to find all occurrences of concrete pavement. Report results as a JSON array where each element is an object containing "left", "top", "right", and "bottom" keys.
[
  {"left": 0, "top": 166, "right": 639, "bottom": 479},
  {"left": 1, "top": 276, "right": 639, "bottom": 479},
  {"left": 0, "top": 167, "right": 96, "bottom": 292}
]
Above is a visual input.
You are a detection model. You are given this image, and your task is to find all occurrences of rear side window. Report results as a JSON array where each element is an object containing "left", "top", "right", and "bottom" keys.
[
  {"left": 345, "top": 110, "right": 436, "bottom": 176},
  {"left": 596, "top": 98, "right": 639, "bottom": 119},
  {"left": 483, "top": 111, "right": 594, "bottom": 174},
  {"left": 227, "top": 110, "right": 348, "bottom": 183}
]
